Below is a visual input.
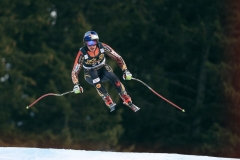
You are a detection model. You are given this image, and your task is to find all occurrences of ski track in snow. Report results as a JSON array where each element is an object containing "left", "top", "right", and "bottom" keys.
[{"left": 0, "top": 147, "right": 239, "bottom": 160}]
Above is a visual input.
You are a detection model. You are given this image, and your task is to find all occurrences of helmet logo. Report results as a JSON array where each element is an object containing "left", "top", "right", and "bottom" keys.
[{"left": 89, "top": 34, "right": 98, "bottom": 40}]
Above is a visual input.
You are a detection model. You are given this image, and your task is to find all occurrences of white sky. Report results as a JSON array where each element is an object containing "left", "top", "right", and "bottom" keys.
[{"left": 0, "top": 147, "right": 239, "bottom": 160}]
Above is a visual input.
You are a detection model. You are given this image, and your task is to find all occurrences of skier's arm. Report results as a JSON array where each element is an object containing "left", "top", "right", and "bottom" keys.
[
  {"left": 71, "top": 51, "right": 84, "bottom": 85},
  {"left": 102, "top": 43, "right": 127, "bottom": 71},
  {"left": 102, "top": 43, "right": 132, "bottom": 80}
]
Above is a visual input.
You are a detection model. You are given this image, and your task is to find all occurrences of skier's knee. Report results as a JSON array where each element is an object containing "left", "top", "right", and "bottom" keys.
[{"left": 95, "top": 82, "right": 102, "bottom": 89}]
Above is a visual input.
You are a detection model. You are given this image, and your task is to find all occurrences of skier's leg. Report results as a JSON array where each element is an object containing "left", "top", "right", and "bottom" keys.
[
  {"left": 84, "top": 69, "right": 116, "bottom": 111},
  {"left": 102, "top": 65, "right": 139, "bottom": 112},
  {"left": 94, "top": 87, "right": 116, "bottom": 112},
  {"left": 102, "top": 65, "right": 126, "bottom": 93}
]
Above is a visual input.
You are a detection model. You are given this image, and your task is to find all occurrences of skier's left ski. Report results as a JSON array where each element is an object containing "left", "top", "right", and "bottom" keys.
[{"left": 124, "top": 102, "right": 140, "bottom": 112}]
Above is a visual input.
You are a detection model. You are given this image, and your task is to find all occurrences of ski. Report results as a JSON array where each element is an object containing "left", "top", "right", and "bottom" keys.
[
  {"left": 109, "top": 103, "right": 116, "bottom": 112},
  {"left": 124, "top": 102, "right": 140, "bottom": 112}
]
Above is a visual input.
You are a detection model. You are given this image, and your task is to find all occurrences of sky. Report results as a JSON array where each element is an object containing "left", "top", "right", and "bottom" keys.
[{"left": 0, "top": 147, "right": 239, "bottom": 160}]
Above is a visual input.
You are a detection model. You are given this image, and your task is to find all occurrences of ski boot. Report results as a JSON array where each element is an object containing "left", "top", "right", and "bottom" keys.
[
  {"left": 119, "top": 91, "right": 140, "bottom": 112},
  {"left": 102, "top": 93, "right": 116, "bottom": 112}
]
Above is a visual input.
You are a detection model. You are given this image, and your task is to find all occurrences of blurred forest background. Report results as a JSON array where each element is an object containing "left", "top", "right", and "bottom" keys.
[{"left": 1, "top": 0, "right": 240, "bottom": 158}]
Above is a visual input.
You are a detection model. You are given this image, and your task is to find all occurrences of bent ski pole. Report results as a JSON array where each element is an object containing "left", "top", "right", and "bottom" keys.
[
  {"left": 132, "top": 77, "right": 185, "bottom": 112},
  {"left": 26, "top": 90, "right": 74, "bottom": 109}
]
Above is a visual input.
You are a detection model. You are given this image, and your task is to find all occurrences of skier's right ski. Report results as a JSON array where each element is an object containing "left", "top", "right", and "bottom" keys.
[{"left": 109, "top": 103, "right": 116, "bottom": 112}]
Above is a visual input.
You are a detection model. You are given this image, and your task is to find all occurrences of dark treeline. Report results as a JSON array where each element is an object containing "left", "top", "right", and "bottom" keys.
[{"left": 0, "top": 0, "right": 239, "bottom": 158}]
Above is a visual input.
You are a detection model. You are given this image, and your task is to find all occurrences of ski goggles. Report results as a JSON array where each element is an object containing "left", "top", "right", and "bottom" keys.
[{"left": 86, "top": 40, "right": 97, "bottom": 46}]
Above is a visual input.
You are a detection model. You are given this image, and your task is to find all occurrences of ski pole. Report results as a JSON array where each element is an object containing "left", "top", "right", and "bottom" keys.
[
  {"left": 131, "top": 77, "right": 185, "bottom": 112},
  {"left": 26, "top": 90, "right": 74, "bottom": 109}
]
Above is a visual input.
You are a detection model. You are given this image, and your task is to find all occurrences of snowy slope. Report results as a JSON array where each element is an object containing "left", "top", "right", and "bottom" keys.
[{"left": 0, "top": 147, "right": 239, "bottom": 160}]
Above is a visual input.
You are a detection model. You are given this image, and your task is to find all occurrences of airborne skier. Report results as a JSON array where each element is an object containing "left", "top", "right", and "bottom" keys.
[{"left": 71, "top": 31, "right": 140, "bottom": 112}]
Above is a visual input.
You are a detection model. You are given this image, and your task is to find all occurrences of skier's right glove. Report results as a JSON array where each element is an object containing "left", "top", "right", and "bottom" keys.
[{"left": 73, "top": 83, "right": 83, "bottom": 94}]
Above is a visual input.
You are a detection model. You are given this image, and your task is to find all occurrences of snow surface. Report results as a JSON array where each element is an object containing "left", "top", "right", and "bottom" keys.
[{"left": 0, "top": 147, "right": 239, "bottom": 160}]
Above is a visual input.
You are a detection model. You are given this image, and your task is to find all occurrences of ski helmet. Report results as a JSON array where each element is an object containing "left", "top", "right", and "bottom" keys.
[{"left": 83, "top": 31, "right": 99, "bottom": 46}]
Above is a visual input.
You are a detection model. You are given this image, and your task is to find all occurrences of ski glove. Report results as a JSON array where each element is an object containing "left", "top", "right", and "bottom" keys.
[
  {"left": 123, "top": 69, "right": 132, "bottom": 80},
  {"left": 73, "top": 83, "right": 83, "bottom": 94}
]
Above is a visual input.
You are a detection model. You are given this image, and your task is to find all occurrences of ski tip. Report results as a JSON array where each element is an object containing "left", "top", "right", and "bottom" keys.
[
  {"left": 182, "top": 109, "right": 185, "bottom": 112},
  {"left": 26, "top": 106, "right": 29, "bottom": 109}
]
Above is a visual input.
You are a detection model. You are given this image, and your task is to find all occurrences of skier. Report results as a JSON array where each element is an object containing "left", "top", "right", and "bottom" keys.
[{"left": 71, "top": 31, "right": 140, "bottom": 112}]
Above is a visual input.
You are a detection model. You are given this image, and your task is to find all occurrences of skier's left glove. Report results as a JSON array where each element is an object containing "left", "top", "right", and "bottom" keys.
[
  {"left": 73, "top": 83, "right": 84, "bottom": 94},
  {"left": 123, "top": 69, "right": 132, "bottom": 80}
]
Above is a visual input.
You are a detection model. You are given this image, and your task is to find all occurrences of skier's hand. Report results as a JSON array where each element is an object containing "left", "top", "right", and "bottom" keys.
[
  {"left": 73, "top": 83, "right": 83, "bottom": 94},
  {"left": 123, "top": 69, "right": 132, "bottom": 80}
]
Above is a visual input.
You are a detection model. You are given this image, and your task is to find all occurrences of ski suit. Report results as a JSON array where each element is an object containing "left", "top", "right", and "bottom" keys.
[{"left": 71, "top": 42, "right": 128, "bottom": 97}]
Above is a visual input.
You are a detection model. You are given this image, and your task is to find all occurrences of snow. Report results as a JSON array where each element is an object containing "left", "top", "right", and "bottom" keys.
[{"left": 0, "top": 147, "right": 239, "bottom": 160}]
